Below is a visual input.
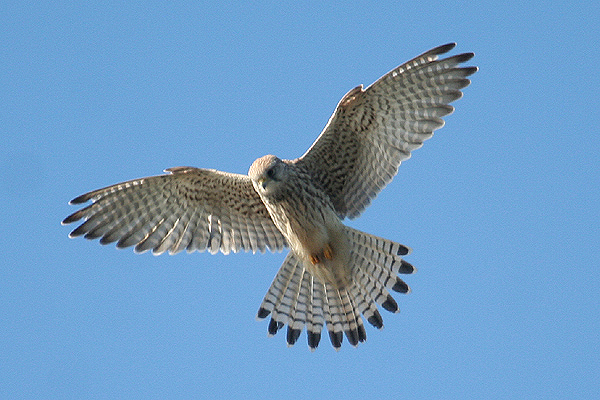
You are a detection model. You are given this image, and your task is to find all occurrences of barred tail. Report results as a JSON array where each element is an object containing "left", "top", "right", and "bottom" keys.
[{"left": 256, "top": 227, "right": 415, "bottom": 350}]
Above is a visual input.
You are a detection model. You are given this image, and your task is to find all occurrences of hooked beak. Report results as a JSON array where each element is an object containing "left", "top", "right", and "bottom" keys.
[{"left": 257, "top": 177, "right": 267, "bottom": 189}]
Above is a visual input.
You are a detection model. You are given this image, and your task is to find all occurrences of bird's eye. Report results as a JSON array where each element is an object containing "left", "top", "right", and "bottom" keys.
[{"left": 266, "top": 168, "right": 275, "bottom": 179}]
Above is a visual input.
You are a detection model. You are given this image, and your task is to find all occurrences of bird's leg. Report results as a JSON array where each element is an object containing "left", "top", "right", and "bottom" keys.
[
  {"left": 323, "top": 243, "right": 333, "bottom": 260},
  {"left": 309, "top": 243, "right": 334, "bottom": 265}
]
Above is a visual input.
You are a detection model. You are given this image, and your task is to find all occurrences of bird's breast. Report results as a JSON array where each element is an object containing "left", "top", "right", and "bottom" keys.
[{"left": 266, "top": 197, "right": 352, "bottom": 288}]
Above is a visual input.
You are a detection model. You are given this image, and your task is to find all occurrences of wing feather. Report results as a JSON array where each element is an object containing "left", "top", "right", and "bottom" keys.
[
  {"left": 295, "top": 43, "right": 477, "bottom": 218},
  {"left": 63, "top": 167, "right": 287, "bottom": 255}
]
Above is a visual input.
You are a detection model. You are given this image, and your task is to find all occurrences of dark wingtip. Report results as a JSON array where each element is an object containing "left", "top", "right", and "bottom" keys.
[
  {"left": 328, "top": 330, "right": 343, "bottom": 350},
  {"left": 69, "top": 193, "right": 92, "bottom": 205},
  {"left": 382, "top": 295, "right": 399, "bottom": 313},
  {"left": 83, "top": 231, "right": 102, "bottom": 240},
  {"left": 397, "top": 245, "right": 410, "bottom": 256},
  {"left": 307, "top": 331, "right": 321, "bottom": 350},
  {"left": 392, "top": 278, "right": 410, "bottom": 294},
  {"left": 67, "top": 224, "right": 88, "bottom": 238},
  {"left": 454, "top": 52, "right": 475, "bottom": 63},
  {"left": 116, "top": 237, "right": 135, "bottom": 249},
  {"left": 358, "top": 324, "right": 367, "bottom": 343},
  {"left": 434, "top": 42, "right": 457, "bottom": 54},
  {"left": 61, "top": 213, "right": 79, "bottom": 225},
  {"left": 399, "top": 260, "right": 416, "bottom": 274},
  {"left": 268, "top": 318, "right": 283, "bottom": 336},
  {"left": 256, "top": 307, "right": 270, "bottom": 320},
  {"left": 367, "top": 310, "right": 384, "bottom": 329},
  {"left": 99, "top": 235, "right": 117, "bottom": 245},
  {"left": 345, "top": 328, "right": 362, "bottom": 347},
  {"left": 286, "top": 327, "right": 301, "bottom": 346},
  {"left": 463, "top": 65, "right": 479, "bottom": 76}
]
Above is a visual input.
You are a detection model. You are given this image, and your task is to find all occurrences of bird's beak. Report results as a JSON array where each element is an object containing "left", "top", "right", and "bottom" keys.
[{"left": 258, "top": 177, "right": 267, "bottom": 189}]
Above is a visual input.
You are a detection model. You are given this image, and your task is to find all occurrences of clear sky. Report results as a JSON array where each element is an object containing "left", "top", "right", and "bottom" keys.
[{"left": 1, "top": 1, "right": 599, "bottom": 399}]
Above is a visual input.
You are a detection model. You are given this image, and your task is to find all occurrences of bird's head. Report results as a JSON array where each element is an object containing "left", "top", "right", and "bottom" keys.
[{"left": 248, "top": 154, "right": 288, "bottom": 196}]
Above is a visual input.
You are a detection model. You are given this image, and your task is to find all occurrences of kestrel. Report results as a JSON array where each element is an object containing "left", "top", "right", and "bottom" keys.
[{"left": 63, "top": 43, "right": 476, "bottom": 350}]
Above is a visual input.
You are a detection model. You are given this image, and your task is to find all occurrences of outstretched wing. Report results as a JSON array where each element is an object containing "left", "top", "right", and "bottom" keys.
[
  {"left": 295, "top": 43, "right": 477, "bottom": 219},
  {"left": 62, "top": 167, "right": 287, "bottom": 255}
]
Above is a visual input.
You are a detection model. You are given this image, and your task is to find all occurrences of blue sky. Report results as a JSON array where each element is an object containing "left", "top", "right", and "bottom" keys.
[{"left": 1, "top": 1, "right": 599, "bottom": 399}]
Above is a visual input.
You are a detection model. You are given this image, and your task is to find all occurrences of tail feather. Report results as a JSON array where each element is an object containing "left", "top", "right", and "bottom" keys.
[
  {"left": 256, "top": 252, "right": 299, "bottom": 320},
  {"left": 353, "top": 246, "right": 415, "bottom": 278},
  {"left": 257, "top": 227, "right": 413, "bottom": 350},
  {"left": 256, "top": 252, "right": 303, "bottom": 338},
  {"left": 354, "top": 248, "right": 410, "bottom": 294},
  {"left": 286, "top": 269, "right": 311, "bottom": 346},
  {"left": 324, "top": 284, "right": 345, "bottom": 350},
  {"left": 354, "top": 262, "right": 399, "bottom": 313},
  {"left": 339, "top": 288, "right": 366, "bottom": 346},
  {"left": 394, "top": 259, "right": 417, "bottom": 275},
  {"left": 327, "top": 285, "right": 363, "bottom": 348},
  {"left": 306, "top": 278, "right": 325, "bottom": 350},
  {"left": 349, "top": 283, "right": 383, "bottom": 329},
  {"left": 270, "top": 258, "right": 303, "bottom": 329},
  {"left": 347, "top": 227, "right": 411, "bottom": 257}
]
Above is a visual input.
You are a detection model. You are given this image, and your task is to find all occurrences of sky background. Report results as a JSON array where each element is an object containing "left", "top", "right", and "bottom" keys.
[{"left": 1, "top": 1, "right": 599, "bottom": 399}]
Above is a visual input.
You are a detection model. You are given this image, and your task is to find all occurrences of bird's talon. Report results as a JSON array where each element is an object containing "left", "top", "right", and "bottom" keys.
[
  {"left": 323, "top": 244, "right": 333, "bottom": 260},
  {"left": 309, "top": 254, "right": 320, "bottom": 265}
]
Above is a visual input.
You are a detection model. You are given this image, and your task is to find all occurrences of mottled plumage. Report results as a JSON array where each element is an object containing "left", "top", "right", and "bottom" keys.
[{"left": 63, "top": 43, "right": 477, "bottom": 350}]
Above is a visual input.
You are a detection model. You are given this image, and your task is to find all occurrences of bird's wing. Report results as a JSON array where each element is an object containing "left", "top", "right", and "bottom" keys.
[
  {"left": 295, "top": 43, "right": 477, "bottom": 219},
  {"left": 62, "top": 167, "right": 287, "bottom": 255}
]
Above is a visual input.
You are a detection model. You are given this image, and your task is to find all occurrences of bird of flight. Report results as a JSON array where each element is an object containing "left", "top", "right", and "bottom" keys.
[{"left": 63, "top": 43, "right": 477, "bottom": 350}]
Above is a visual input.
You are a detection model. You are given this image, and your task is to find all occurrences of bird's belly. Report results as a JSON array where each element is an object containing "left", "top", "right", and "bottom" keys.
[
  {"left": 306, "top": 230, "right": 353, "bottom": 288},
  {"left": 277, "top": 211, "right": 352, "bottom": 288},
  {"left": 265, "top": 197, "right": 352, "bottom": 287}
]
